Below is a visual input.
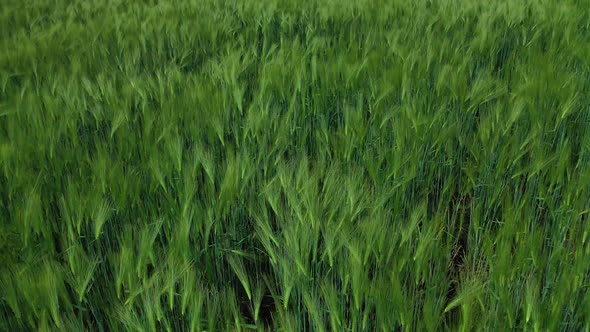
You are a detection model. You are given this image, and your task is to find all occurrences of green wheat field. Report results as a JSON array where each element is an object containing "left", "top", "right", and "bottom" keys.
[{"left": 2, "top": 0, "right": 590, "bottom": 331}]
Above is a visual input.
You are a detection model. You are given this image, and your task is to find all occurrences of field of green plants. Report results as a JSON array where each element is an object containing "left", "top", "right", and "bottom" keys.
[{"left": 2, "top": 0, "right": 590, "bottom": 330}]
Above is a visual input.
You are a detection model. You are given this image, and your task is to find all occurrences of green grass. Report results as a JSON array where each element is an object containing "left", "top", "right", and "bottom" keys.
[{"left": 1, "top": 0, "right": 590, "bottom": 330}]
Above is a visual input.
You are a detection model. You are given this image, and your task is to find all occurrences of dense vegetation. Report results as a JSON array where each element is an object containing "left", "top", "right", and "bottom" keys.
[{"left": 2, "top": 0, "right": 590, "bottom": 330}]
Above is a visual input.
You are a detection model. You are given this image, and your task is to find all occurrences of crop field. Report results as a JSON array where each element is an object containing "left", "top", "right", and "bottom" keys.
[{"left": 1, "top": 0, "right": 590, "bottom": 330}]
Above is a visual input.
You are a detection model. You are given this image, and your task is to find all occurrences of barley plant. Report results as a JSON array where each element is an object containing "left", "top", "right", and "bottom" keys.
[{"left": 1, "top": 0, "right": 590, "bottom": 331}]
